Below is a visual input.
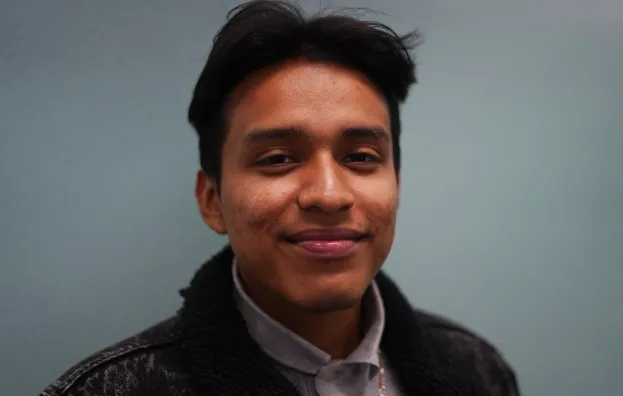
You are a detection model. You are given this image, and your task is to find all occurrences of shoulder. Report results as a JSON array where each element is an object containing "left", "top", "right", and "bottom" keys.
[
  {"left": 40, "top": 316, "right": 190, "bottom": 396},
  {"left": 415, "top": 308, "right": 520, "bottom": 396}
]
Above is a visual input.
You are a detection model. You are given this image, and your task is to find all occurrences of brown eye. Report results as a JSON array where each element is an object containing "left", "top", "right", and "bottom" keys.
[
  {"left": 344, "top": 153, "right": 381, "bottom": 163},
  {"left": 256, "top": 154, "right": 297, "bottom": 166}
]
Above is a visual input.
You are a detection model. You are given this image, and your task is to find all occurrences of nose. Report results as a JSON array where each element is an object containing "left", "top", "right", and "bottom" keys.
[{"left": 296, "top": 156, "right": 354, "bottom": 213}]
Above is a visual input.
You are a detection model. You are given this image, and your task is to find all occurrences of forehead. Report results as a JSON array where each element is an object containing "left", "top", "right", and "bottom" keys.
[{"left": 226, "top": 61, "right": 390, "bottom": 139}]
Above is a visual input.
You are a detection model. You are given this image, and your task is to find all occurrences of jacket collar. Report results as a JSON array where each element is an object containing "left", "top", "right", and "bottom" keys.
[{"left": 178, "top": 245, "right": 485, "bottom": 396}]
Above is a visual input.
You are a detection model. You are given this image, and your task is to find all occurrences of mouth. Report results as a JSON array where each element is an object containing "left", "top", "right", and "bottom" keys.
[{"left": 283, "top": 228, "right": 371, "bottom": 258}]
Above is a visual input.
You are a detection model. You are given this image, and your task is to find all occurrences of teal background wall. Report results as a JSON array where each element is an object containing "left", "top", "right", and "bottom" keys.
[{"left": 1, "top": 1, "right": 621, "bottom": 394}]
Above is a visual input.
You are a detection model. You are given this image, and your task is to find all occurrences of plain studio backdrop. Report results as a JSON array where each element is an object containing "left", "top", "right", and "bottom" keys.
[{"left": 1, "top": 0, "right": 622, "bottom": 395}]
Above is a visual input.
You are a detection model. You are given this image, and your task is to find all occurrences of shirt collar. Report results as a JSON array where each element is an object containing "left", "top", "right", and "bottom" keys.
[{"left": 232, "top": 260, "right": 385, "bottom": 375}]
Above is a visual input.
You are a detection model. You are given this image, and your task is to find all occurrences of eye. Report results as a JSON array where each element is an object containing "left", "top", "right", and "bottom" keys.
[
  {"left": 344, "top": 152, "right": 381, "bottom": 164},
  {"left": 256, "top": 154, "right": 297, "bottom": 166}
]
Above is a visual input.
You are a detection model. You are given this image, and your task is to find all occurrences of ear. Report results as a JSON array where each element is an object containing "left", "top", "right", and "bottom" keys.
[{"left": 195, "top": 170, "right": 227, "bottom": 235}]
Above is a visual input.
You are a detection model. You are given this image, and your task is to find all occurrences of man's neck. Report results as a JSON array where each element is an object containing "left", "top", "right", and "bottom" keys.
[
  {"left": 274, "top": 303, "right": 363, "bottom": 359},
  {"left": 240, "top": 277, "right": 363, "bottom": 359}
]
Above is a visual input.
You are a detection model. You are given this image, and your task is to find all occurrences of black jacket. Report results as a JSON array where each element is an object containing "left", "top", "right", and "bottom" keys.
[{"left": 40, "top": 245, "right": 520, "bottom": 396}]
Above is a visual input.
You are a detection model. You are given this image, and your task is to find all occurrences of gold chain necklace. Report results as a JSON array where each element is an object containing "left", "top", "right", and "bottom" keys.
[{"left": 378, "top": 351, "right": 386, "bottom": 396}]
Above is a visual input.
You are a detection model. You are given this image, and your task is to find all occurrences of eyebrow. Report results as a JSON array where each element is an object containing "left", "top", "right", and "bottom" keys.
[
  {"left": 243, "top": 127, "right": 308, "bottom": 146},
  {"left": 242, "top": 126, "right": 390, "bottom": 147},
  {"left": 343, "top": 127, "right": 390, "bottom": 142}
]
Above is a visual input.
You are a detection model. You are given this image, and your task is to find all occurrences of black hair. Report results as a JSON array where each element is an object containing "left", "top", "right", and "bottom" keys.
[{"left": 188, "top": 0, "right": 420, "bottom": 187}]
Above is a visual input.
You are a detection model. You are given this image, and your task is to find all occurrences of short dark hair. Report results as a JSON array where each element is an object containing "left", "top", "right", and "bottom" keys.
[{"left": 188, "top": 0, "right": 420, "bottom": 187}]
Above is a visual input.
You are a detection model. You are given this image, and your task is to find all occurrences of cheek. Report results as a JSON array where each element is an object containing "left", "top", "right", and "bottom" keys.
[
  {"left": 354, "top": 180, "right": 397, "bottom": 269},
  {"left": 221, "top": 181, "right": 296, "bottom": 237},
  {"left": 355, "top": 179, "right": 399, "bottom": 231}
]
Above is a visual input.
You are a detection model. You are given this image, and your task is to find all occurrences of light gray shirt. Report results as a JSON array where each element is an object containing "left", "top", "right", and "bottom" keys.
[{"left": 233, "top": 262, "right": 403, "bottom": 396}]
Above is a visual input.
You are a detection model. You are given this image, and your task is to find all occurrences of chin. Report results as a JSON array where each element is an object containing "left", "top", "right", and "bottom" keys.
[{"left": 282, "top": 257, "right": 377, "bottom": 313}]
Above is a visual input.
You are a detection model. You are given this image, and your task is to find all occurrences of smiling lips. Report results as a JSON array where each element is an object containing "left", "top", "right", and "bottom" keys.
[{"left": 285, "top": 228, "right": 369, "bottom": 258}]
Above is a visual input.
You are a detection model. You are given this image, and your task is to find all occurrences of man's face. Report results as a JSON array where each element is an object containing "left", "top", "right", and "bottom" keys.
[{"left": 196, "top": 60, "right": 399, "bottom": 313}]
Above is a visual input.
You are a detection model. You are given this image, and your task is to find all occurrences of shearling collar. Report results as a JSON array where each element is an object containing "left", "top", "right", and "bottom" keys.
[{"left": 178, "top": 245, "right": 485, "bottom": 396}]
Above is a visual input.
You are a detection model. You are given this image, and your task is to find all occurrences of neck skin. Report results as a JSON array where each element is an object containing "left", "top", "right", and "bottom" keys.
[{"left": 239, "top": 272, "right": 363, "bottom": 359}]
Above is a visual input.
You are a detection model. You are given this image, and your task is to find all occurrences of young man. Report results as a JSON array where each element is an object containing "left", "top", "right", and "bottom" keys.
[{"left": 41, "top": 1, "right": 519, "bottom": 395}]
